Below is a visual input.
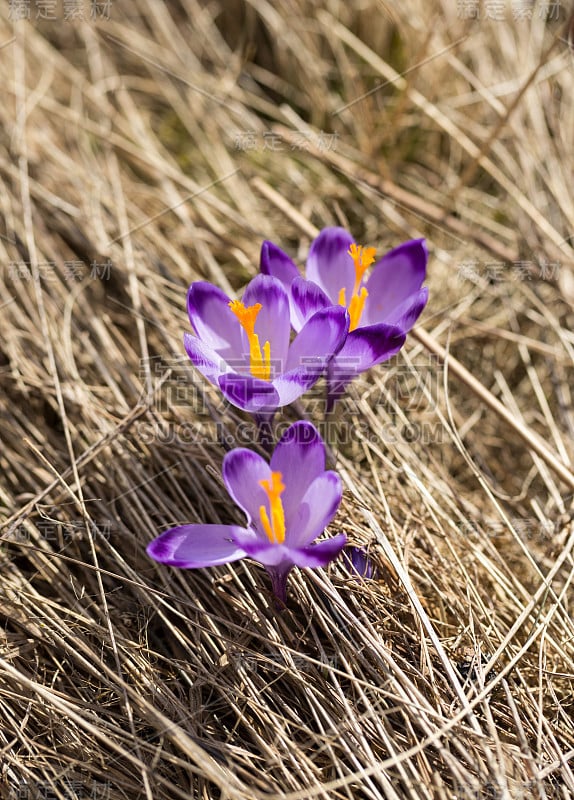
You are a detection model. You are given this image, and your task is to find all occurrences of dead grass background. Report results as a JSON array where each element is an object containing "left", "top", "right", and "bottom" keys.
[{"left": 1, "top": 1, "right": 574, "bottom": 798}]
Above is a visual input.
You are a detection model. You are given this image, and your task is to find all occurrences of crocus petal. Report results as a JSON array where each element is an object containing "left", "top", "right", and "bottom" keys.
[
  {"left": 231, "top": 531, "right": 291, "bottom": 566},
  {"left": 242, "top": 274, "right": 291, "bottom": 373},
  {"left": 218, "top": 372, "right": 280, "bottom": 413},
  {"left": 287, "top": 471, "right": 343, "bottom": 547},
  {"left": 342, "top": 546, "right": 377, "bottom": 579},
  {"left": 290, "top": 276, "right": 332, "bottom": 332},
  {"left": 288, "top": 532, "right": 347, "bottom": 569},
  {"left": 326, "top": 323, "right": 406, "bottom": 410},
  {"left": 222, "top": 448, "right": 272, "bottom": 533},
  {"left": 183, "top": 332, "right": 226, "bottom": 385},
  {"left": 285, "top": 305, "right": 349, "bottom": 373},
  {"left": 187, "top": 282, "right": 243, "bottom": 360},
  {"left": 231, "top": 531, "right": 346, "bottom": 573},
  {"left": 332, "top": 322, "right": 406, "bottom": 374},
  {"left": 269, "top": 421, "right": 326, "bottom": 524},
  {"left": 385, "top": 286, "right": 429, "bottom": 333},
  {"left": 262, "top": 307, "right": 349, "bottom": 406},
  {"left": 271, "top": 372, "right": 322, "bottom": 407},
  {"left": 147, "top": 524, "right": 251, "bottom": 568},
  {"left": 306, "top": 227, "right": 356, "bottom": 304},
  {"left": 260, "top": 241, "right": 300, "bottom": 288},
  {"left": 362, "top": 239, "right": 428, "bottom": 326}
]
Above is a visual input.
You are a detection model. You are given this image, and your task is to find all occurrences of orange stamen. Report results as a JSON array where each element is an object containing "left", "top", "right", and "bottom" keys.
[
  {"left": 348, "top": 244, "right": 376, "bottom": 294},
  {"left": 259, "top": 471, "right": 286, "bottom": 544},
  {"left": 348, "top": 287, "right": 368, "bottom": 331},
  {"left": 228, "top": 300, "right": 271, "bottom": 380},
  {"left": 337, "top": 243, "right": 376, "bottom": 331}
]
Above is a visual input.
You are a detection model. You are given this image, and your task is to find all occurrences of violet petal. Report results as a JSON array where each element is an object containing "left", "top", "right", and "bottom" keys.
[
  {"left": 326, "top": 323, "right": 405, "bottom": 410},
  {"left": 306, "top": 227, "right": 356, "bottom": 304},
  {"left": 147, "top": 524, "right": 251, "bottom": 568},
  {"left": 231, "top": 532, "right": 291, "bottom": 566},
  {"left": 289, "top": 532, "right": 347, "bottom": 569},
  {"left": 242, "top": 274, "right": 291, "bottom": 373},
  {"left": 260, "top": 240, "right": 300, "bottom": 287},
  {"left": 187, "top": 282, "right": 244, "bottom": 360},
  {"left": 183, "top": 332, "right": 226, "bottom": 385},
  {"left": 385, "top": 286, "right": 429, "bottom": 333},
  {"left": 342, "top": 546, "right": 376, "bottom": 579},
  {"left": 218, "top": 372, "right": 280, "bottom": 413},
  {"left": 271, "top": 372, "right": 324, "bottom": 407},
  {"left": 331, "top": 322, "right": 406, "bottom": 374},
  {"left": 363, "top": 239, "right": 428, "bottom": 326},
  {"left": 285, "top": 305, "right": 349, "bottom": 373},
  {"left": 290, "top": 276, "right": 332, "bottom": 332},
  {"left": 287, "top": 471, "right": 343, "bottom": 548},
  {"left": 269, "top": 421, "right": 326, "bottom": 523},
  {"left": 222, "top": 448, "right": 272, "bottom": 534}
]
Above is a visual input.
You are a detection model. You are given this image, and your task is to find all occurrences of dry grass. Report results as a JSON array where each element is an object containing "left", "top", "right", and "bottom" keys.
[{"left": 1, "top": 1, "right": 574, "bottom": 797}]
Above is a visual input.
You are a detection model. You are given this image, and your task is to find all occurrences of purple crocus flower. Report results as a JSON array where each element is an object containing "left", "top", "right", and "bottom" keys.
[
  {"left": 146, "top": 421, "right": 346, "bottom": 605},
  {"left": 260, "top": 227, "right": 428, "bottom": 409},
  {"left": 342, "top": 546, "right": 377, "bottom": 580},
  {"left": 183, "top": 273, "right": 348, "bottom": 415}
]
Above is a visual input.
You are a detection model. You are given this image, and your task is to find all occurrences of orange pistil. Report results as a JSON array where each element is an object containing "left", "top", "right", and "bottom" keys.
[
  {"left": 228, "top": 300, "right": 271, "bottom": 381},
  {"left": 259, "top": 471, "right": 286, "bottom": 544},
  {"left": 338, "top": 243, "right": 377, "bottom": 331}
]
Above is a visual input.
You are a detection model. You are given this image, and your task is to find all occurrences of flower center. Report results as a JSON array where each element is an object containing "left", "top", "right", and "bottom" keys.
[
  {"left": 259, "top": 471, "right": 286, "bottom": 544},
  {"left": 228, "top": 300, "right": 271, "bottom": 381},
  {"left": 337, "top": 243, "right": 377, "bottom": 331}
]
